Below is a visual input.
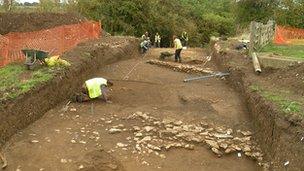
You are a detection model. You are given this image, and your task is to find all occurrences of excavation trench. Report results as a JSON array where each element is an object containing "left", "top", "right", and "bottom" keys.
[
  {"left": 0, "top": 46, "right": 266, "bottom": 171},
  {"left": 0, "top": 36, "right": 140, "bottom": 146},
  {"left": 211, "top": 41, "right": 304, "bottom": 171},
  {"left": 1, "top": 36, "right": 297, "bottom": 170}
]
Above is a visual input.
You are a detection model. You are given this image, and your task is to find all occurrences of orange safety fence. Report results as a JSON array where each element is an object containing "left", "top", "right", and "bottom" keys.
[
  {"left": 0, "top": 21, "right": 101, "bottom": 67},
  {"left": 274, "top": 25, "right": 304, "bottom": 45}
]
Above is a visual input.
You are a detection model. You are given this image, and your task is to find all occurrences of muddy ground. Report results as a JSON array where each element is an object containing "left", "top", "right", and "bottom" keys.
[
  {"left": 2, "top": 48, "right": 263, "bottom": 171},
  {"left": 0, "top": 12, "right": 86, "bottom": 35}
]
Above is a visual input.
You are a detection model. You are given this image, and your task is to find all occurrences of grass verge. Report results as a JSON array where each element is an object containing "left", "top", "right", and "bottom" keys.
[
  {"left": 261, "top": 44, "right": 304, "bottom": 60},
  {"left": 0, "top": 63, "right": 54, "bottom": 101},
  {"left": 250, "top": 84, "right": 303, "bottom": 116}
]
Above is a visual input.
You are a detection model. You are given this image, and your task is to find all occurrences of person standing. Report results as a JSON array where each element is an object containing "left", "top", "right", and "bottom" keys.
[
  {"left": 154, "top": 33, "right": 161, "bottom": 48},
  {"left": 181, "top": 31, "right": 189, "bottom": 47},
  {"left": 173, "top": 35, "right": 183, "bottom": 63}
]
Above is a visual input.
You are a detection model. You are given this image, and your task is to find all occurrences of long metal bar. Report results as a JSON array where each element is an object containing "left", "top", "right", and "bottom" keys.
[{"left": 184, "top": 72, "right": 230, "bottom": 82}]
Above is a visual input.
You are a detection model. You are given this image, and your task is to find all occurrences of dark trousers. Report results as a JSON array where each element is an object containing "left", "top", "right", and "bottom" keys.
[
  {"left": 175, "top": 49, "right": 182, "bottom": 62},
  {"left": 155, "top": 41, "right": 160, "bottom": 48}
]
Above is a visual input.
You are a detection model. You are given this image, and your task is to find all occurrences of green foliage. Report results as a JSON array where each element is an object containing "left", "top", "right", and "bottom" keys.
[
  {"left": 0, "top": 64, "right": 53, "bottom": 101},
  {"left": 250, "top": 84, "right": 303, "bottom": 116},
  {"left": 38, "top": 0, "right": 61, "bottom": 12},
  {"left": 235, "top": 0, "right": 304, "bottom": 28},
  {"left": 76, "top": 0, "right": 236, "bottom": 46},
  {"left": 262, "top": 91, "right": 301, "bottom": 114},
  {"left": 261, "top": 44, "right": 304, "bottom": 59}
]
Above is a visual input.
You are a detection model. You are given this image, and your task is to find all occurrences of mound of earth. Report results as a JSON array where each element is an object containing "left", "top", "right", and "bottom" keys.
[{"left": 0, "top": 12, "right": 86, "bottom": 35}]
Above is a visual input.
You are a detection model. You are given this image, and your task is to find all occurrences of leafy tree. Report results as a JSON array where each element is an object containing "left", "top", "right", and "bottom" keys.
[{"left": 76, "top": 0, "right": 236, "bottom": 46}]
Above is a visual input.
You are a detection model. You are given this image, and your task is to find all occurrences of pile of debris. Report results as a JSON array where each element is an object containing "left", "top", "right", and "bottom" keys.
[
  {"left": 107, "top": 111, "right": 267, "bottom": 167},
  {"left": 147, "top": 59, "right": 214, "bottom": 74}
]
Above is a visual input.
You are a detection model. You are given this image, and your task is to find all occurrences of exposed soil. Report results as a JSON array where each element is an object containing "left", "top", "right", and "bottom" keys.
[
  {"left": 0, "top": 12, "right": 86, "bottom": 35},
  {"left": 1, "top": 48, "right": 262, "bottom": 171},
  {"left": 0, "top": 36, "right": 139, "bottom": 146},
  {"left": 1, "top": 34, "right": 303, "bottom": 170},
  {"left": 212, "top": 40, "right": 304, "bottom": 170}
]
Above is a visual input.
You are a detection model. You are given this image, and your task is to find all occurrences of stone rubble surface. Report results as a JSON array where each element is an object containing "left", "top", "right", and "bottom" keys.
[{"left": 108, "top": 111, "right": 266, "bottom": 166}]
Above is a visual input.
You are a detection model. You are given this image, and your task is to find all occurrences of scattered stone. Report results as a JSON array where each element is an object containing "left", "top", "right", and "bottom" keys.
[
  {"left": 135, "top": 132, "right": 143, "bottom": 137},
  {"left": 200, "top": 132, "right": 209, "bottom": 136},
  {"left": 284, "top": 161, "right": 289, "bottom": 166},
  {"left": 141, "top": 161, "right": 150, "bottom": 166},
  {"left": 226, "top": 129, "right": 233, "bottom": 135},
  {"left": 184, "top": 144, "right": 194, "bottom": 150},
  {"left": 211, "top": 148, "right": 223, "bottom": 157},
  {"left": 159, "top": 154, "right": 166, "bottom": 159},
  {"left": 107, "top": 164, "right": 118, "bottom": 170},
  {"left": 117, "top": 143, "right": 128, "bottom": 148},
  {"left": 139, "top": 136, "right": 152, "bottom": 143},
  {"left": 136, "top": 112, "right": 150, "bottom": 120},
  {"left": 213, "top": 133, "right": 233, "bottom": 139},
  {"left": 71, "top": 139, "right": 76, "bottom": 144},
  {"left": 61, "top": 159, "right": 68, "bottom": 163},
  {"left": 144, "top": 126, "right": 155, "bottom": 132},
  {"left": 135, "top": 144, "right": 142, "bottom": 151},
  {"left": 16, "top": 166, "right": 22, "bottom": 171},
  {"left": 70, "top": 108, "right": 77, "bottom": 112},
  {"left": 241, "top": 131, "right": 253, "bottom": 136},
  {"left": 109, "top": 128, "right": 122, "bottom": 134},
  {"left": 79, "top": 140, "right": 86, "bottom": 144},
  {"left": 78, "top": 165, "right": 84, "bottom": 169},
  {"left": 225, "top": 148, "right": 236, "bottom": 154},
  {"left": 147, "top": 144, "right": 161, "bottom": 151},
  {"left": 173, "top": 121, "right": 183, "bottom": 126},
  {"left": 163, "top": 118, "right": 174, "bottom": 124},
  {"left": 153, "top": 121, "right": 161, "bottom": 126},
  {"left": 205, "top": 140, "right": 219, "bottom": 149},
  {"left": 31, "top": 140, "right": 39, "bottom": 143},
  {"left": 243, "top": 145, "right": 251, "bottom": 152},
  {"left": 133, "top": 126, "right": 141, "bottom": 131},
  {"left": 219, "top": 143, "right": 228, "bottom": 149},
  {"left": 105, "top": 120, "right": 112, "bottom": 124},
  {"left": 231, "top": 145, "right": 242, "bottom": 151},
  {"left": 92, "top": 131, "right": 99, "bottom": 135}
]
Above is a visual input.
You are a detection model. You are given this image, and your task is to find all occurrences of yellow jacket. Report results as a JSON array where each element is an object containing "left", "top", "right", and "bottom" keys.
[
  {"left": 174, "top": 38, "right": 183, "bottom": 50},
  {"left": 85, "top": 78, "right": 108, "bottom": 99}
]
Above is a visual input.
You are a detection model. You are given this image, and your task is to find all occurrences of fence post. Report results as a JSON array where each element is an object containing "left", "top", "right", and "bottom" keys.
[{"left": 249, "top": 21, "right": 256, "bottom": 55}]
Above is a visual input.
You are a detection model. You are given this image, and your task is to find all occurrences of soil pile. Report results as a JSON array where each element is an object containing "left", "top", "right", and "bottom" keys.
[{"left": 0, "top": 12, "right": 86, "bottom": 35}]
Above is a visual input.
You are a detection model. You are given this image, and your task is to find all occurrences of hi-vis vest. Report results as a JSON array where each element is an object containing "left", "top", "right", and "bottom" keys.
[
  {"left": 174, "top": 38, "right": 183, "bottom": 50},
  {"left": 85, "top": 78, "right": 107, "bottom": 99}
]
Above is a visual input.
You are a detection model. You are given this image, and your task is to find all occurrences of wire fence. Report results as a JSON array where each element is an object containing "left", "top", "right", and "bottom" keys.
[{"left": 0, "top": 21, "right": 101, "bottom": 67}]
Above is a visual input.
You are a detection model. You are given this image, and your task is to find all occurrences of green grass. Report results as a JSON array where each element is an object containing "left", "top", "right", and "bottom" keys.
[
  {"left": 250, "top": 84, "right": 303, "bottom": 115},
  {"left": 261, "top": 44, "right": 304, "bottom": 60},
  {"left": 0, "top": 64, "right": 53, "bottom": 100}
]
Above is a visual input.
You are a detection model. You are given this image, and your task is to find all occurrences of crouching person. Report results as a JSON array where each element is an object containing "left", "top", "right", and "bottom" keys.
[{"left": 75, "top": 77, "right": 113, "bottom": 103}]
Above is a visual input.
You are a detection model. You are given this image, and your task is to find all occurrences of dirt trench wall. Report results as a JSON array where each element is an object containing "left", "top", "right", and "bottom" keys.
[
  {"left": 0, "top": 12, "right": 86, "bottom": 35},
  {"left": 0, "top": 37, "right": 140, "bottom": 146},
  {"left": 211, "top": 41, "right": 304, "bottom": 170}
]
